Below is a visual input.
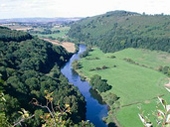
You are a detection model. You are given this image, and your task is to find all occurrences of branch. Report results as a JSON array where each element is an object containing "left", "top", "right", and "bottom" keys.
[
  {"left": 30, "top": 98, "right": 57, "bottom": 127},
  {"left": 12, "top": 114, "right": 35, "bottom": 127}
]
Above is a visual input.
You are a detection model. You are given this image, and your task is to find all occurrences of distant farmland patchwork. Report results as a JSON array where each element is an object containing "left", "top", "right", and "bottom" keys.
[
  {"left": 32, "top": 26, "right": 70, "bottom": 39},
  {"left": 1, "top": 23, "right": 75, "bottom": 53}
]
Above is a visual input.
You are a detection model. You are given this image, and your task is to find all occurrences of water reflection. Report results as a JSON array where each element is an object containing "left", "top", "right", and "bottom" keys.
[
  {"left": 89, "top": 88, "right": 106, "bottom": 105},
  {"left": 61, "top": 44, "right": 108, "bottom": 127}
]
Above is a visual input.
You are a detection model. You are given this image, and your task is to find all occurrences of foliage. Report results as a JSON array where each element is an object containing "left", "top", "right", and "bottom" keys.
[
  {"left": 0, "top": 27, "right": 86, "bottom": 126},
  {"left": 103, "top": 92, "right": 119, "bottom": 105},
  {"left": 79, "top": 46, "right": 92, "bottom": 58},
  {"left": 12, "top": 108, "right": 35, "bottom": 127},
  {"left": 138, "top": 87, "right": 170, "bottom": 127},
  {"left": 77, "top": 47, "right": 170, "bottom": 126},
  {"left": 0, "top": 90, "right": 93, "bottom": 127},
  {"left": 30, "top": 90, "right": 93, "bottom": 127},
  {"left": 29, "top": 26, "right": 70, "bottom": 40},
  {"left": 72, "top": 60, "right": 82, "bottom": 70},
  {"left": 90, "top": 74, "right": 112, "bottom": 92},
  {"left": 0, "top": 91, "right": 10, "bottom": 127},
  {"left": 68, "top": 10, "right": 170, "bottom": 53},
  {"left": 0, "top": 113, "right": 10, "bottom": 127},
  {"left": 0, "top": 26, "right": 32, "bottom": 42},
  {"left": 31, "top": 91, "right": 72, "bottom": 127}
]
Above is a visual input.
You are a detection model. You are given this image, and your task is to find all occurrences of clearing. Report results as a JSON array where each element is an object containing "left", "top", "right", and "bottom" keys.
[{"left": 43, "top": 38, "right": 75, "bottom": 53}]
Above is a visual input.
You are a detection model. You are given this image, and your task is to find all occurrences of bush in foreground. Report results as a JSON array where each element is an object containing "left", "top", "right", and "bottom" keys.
[{"left": 139, "top": 86, "right": 170, "bottom": 127}]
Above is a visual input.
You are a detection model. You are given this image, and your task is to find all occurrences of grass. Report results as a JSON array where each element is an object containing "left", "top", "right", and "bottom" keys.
[
  {"left": 78, "top": 14, "right": 170, "bottom": 39},
  {"left": 31, "top": 26, "right": 70, "bottom": 39},
  {"left": 78, "top": 48, "right": 170, "bottom": 127},
  {"left": 113, "top": 48, "right": 170, "bottom": 69},
  {"left": 115, "top": 101, "right": 156, "bottom": 127}
]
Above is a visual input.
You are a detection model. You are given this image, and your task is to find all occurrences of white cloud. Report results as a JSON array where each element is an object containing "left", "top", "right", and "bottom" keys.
[
  {"left": 0, "top": 4, "right": 6, "bottom": 7},
  {"left": 0, "top": 0, "right": 170, "bottom": 19}
]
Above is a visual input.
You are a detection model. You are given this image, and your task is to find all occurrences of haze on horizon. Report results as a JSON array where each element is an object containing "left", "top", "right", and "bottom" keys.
[{"left": 0, "top": 0, "right": 169, "bottom": 19}]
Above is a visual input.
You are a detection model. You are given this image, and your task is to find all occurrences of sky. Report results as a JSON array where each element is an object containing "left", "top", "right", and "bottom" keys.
[{"left": 0, "top": 0, "right": 169, "bottom": 19}]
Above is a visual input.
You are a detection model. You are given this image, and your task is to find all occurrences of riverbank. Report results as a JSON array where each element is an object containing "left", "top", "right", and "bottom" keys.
[
  {"left": 75, "top": 47, "right": 170, "bottom": 127},
  {"left": 74, "top": 68, "right": 120, "bottom": 127},
  {"left": 61, "top": 44, "right": 108, "bottom": 127},
  {"left": 43, "top": 38, "right": 76, "bottom": 53},
  {"left": 71, "top": 46, "right": 121, "bottom": 126}
]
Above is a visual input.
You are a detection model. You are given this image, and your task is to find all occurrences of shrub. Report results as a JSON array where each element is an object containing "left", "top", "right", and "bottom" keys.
[
  {"left": 138, "top": 87, "right": 170, "bottom": 127},
  {"left": 90, "top": 75, "right": 112, "bottom": 92}
]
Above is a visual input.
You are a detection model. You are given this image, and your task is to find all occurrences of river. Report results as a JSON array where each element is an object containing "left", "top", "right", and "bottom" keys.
[{"left": 61, "top": 44, "right": 108, "bottom": 127}]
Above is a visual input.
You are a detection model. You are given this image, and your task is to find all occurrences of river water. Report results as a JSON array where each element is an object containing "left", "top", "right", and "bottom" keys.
[{"left": 61, "top": 44, "right": 108, "bottom": 127}]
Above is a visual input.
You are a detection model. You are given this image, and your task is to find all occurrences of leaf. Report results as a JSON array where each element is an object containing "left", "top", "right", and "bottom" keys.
[
  {"left": 138, "top": 114, "right": 146, "bottom": 124},
  {"left": 138, "top": 114, "right": 152, "bottom": 127},
  {"left": 157, "top": 110, "right": 164, "bottom": 121},
  {"left": 145, "top": 122, "right": 152, "bottom": 127},
  {"left": 65, "top": 104, "right": 69, "bottom": 108},
  {"left": 23, "top": 113, "right": 29, "bottom": 118},
  {"left": 165, "top": 124, "right": 170, "bottom": 127},
  {"left": 165, "top": 87, "right": 170, "bottom": 93},
  {"left": 42, "top": 123, "right": 46, "bottom": 127},
  {"left": 49, "top": 97, "right": 53, "bottom": 102},
  {"left": 158, "top": 96, "right": 167, "bottom": 109},
  {"left": 21, "top": 108, "right": 29, "bottom": 114},
  {"left": 18, "top": 111, "right": 23, "bottom": 115},
  {"left": 166, "top": 105, "right": 170, "bottom": 112},
  {"left": 44, "top": 90, "right": 48, "bottom": 94},
  {"left": 166, "top": 114, "right": 170, "bottom": 123},
  {"left": 157, "top": 109, "right": 165, "bottom": 117},
  {"left": 18, "top": 108, "right": 29, "bottom": 118},
  {"left": 45, "top": 113, "right": 50, "bottom": 119},
  {"left": 1, "top": 97, "right": 6, "bottom": 102}
]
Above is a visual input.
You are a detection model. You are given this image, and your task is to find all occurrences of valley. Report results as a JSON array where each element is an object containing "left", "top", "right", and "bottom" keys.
[
  {"left": 75, "top": 47, "right": 170, "bottom": 126},
  {"left": 67, "top": 10, "right": 170, "bottom": 126},
  {"left": 1, "top": 10, "right": 170, "bottom": 126}
]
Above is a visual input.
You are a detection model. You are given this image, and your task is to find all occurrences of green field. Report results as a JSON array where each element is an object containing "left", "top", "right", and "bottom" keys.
[
  {"left": 77, "top": 48, "right": 170, "bottom": 127},
  {"left": 31, "top": 26, "right": 70, "bottom": 39}
]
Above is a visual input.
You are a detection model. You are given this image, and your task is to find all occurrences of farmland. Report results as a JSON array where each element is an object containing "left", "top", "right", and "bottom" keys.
[
  {"left": 77, "top": 47, "right": 170, "bottom": 127},
  {"left": 30, "top": 26, "right": 70, "bottom": 39},
  {"left": 0, "top": 21, "right": 76, "bottom": 53}
]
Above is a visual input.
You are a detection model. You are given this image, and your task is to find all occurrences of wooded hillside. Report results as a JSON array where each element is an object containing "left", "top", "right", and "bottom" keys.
[
  {"left": 68, "top": 10, "right": 170, "bottom": 53},
  {"left": 0, "top": 26, "right": 86, "bottom": 126}
]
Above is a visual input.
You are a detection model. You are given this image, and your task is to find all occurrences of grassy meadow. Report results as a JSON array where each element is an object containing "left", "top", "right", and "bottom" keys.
[
  {"left": 77, "top": 48, "right": 170, "bottom": 127},
  {"left": 31, "top": 26, "right": 70, "bottom": 39}
]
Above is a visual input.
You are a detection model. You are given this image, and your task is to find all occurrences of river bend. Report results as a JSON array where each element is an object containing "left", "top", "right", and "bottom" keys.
[{"left": 61, "top": 44, "right": 108, "bottom": 127}]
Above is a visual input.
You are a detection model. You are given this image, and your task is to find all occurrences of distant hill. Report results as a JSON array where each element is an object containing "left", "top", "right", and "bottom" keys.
[
  {"left": 68, "top": 10, "right": 170, "bottom": 53},
  {"left": 0, "top": 17, "right": 82, "bottom": 24}
]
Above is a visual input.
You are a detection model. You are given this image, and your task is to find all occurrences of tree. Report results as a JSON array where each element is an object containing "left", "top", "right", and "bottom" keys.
[
  {"left": 0, "top": 90, "right": 10, "bottom": 127},
  {"left": 0, "top": 27, "right": 87, "bottom": 126},
  {"left": 90, "top": 75, "right": 112, "bottom": 92},
  {"left": 0, "top": 90, "right": 93, "bottom": 127},
  {"left": 30, "top": 91, "right": 93, "bottom": 127},
  {"left": 72, "top": 60, "right": 82, "bottom": 70}
]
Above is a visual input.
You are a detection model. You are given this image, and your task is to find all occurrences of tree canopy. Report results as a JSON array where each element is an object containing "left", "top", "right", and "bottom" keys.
[
  {"left": 68, "top": 10, "right": 170, "bottom": 53},
  {"left": 90, "top": 74, "right": 112, "bottom": 92},
  {"left": 0, "top": 26, "right": 86, "bottom": 126}
]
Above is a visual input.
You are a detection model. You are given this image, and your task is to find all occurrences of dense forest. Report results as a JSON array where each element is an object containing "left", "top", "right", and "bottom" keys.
[
  {"left": 0, "top": 26, "right": 32, "bottom": 42},
  {"left": 0, "top": 26, "right": 90, "bottom": 126},
  {"left": 68, "top": 10, "right": 170, "bottom": 53}
]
